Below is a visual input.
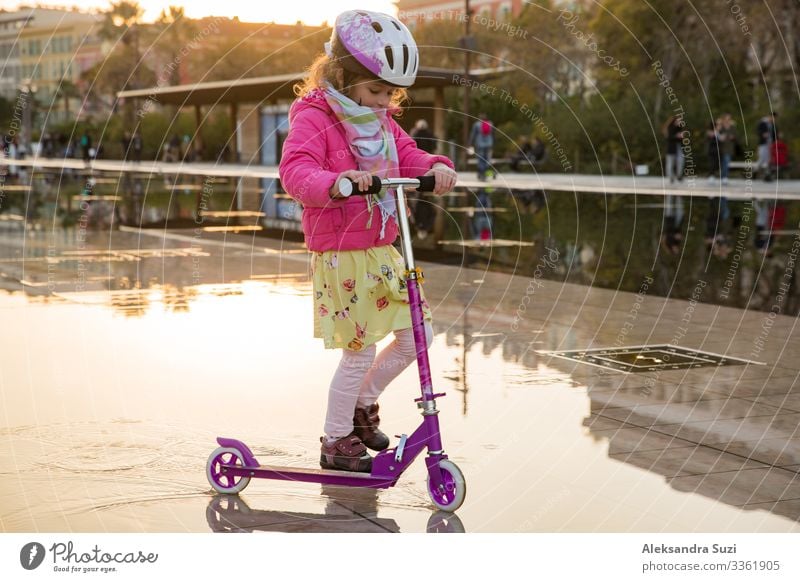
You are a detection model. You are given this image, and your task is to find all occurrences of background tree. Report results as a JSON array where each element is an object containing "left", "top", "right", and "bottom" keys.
[
  {"left": 151, "top": 6, "right": 197, "bottom": 86},
  {"left": 92, "top": 1, "right": 153, "bottom": 125}
]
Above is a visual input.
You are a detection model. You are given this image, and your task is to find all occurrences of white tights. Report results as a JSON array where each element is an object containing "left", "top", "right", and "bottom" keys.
[{"left": 324, "top": 321, "right": 433, "bottom": 439}]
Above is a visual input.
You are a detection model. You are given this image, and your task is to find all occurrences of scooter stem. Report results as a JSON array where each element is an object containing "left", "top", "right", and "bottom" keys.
[{"left": 394, "top": 185, "right": 436, "bottom": 397}]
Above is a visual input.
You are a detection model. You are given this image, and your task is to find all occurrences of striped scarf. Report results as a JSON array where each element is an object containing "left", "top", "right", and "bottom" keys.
[{"left": 323, "top": 84, "right": 399, "bottom": 238}]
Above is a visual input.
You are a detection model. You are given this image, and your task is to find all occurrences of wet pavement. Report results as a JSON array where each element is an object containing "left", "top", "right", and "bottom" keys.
[{"left": 1, "top": 223, "right": 799, "bottom": 533}]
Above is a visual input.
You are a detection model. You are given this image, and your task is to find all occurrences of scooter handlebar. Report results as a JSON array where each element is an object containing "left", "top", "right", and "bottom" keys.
[{"left": 337, "top": 175, "right": 437, "bottom": 197}]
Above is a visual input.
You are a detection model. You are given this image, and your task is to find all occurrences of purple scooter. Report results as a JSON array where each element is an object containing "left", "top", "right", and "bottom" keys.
[{"left": 207, "top": 176, "right": 466, "bottom": 512}]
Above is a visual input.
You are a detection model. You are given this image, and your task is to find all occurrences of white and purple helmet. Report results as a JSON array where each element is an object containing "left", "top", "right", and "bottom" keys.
[{"left": 325, "top": 10, "right": 419, "bottom": 88}]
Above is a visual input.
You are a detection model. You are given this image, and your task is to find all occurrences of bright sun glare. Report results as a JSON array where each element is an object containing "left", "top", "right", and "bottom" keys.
[{"left": 1, "top": 1, "right": 399, "bottom": 25}]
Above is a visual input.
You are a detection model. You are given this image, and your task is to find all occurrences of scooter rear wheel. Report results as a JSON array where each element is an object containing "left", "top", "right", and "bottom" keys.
[
  {"left": 426, "top": 459, "right": 465, "bottom": 512},
  {"left": 207, "top": 447, "right": 251, "bottom": 494}
]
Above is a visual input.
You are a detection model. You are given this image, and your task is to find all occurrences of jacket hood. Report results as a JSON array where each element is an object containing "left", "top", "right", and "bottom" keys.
[{"left": 289, "top": 89, "right": 331, "bottom": 122}]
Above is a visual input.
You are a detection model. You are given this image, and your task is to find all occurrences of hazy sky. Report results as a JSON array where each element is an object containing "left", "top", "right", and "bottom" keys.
[{"left": 0, "top": 0, "right": 398, "bottom": 25}]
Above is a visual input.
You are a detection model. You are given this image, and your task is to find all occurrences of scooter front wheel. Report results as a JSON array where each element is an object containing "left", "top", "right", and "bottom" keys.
[
  {"left": 427, "top": 459, "right": 465, "bottom": 512},
  {"left": 207, "top": 447, "right": 251, "bottom": 494}
]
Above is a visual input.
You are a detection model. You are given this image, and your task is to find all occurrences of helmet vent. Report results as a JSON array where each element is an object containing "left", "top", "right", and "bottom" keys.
[
  {"left": 371, "top": 22, "right": 383, "bottom": 33},
  {"left": 402, "top": 44, "right": 409, "bottom": 72},
  {"left": 392, "top": 20, "right": 401, "bottom": 30},
  {"left": 384, "top": 46, "right": 394, "bottom": 69}
]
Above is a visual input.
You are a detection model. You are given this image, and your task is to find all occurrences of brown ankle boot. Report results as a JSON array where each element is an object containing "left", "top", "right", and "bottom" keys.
[
  {"left": 319, "top": 434, "right": 372, "bottom": 473},
  {"left": 353, "top": 403, "right": 390, "bottom": 451}
]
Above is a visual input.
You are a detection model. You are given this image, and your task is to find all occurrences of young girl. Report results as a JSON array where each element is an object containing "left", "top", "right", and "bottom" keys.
[{"left": 279, "top": 10, "right": 457, "bottom": 473}]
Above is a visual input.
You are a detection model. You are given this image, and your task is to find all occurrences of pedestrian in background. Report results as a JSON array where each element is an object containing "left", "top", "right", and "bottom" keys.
[{"left": 469, "top": 112, "right": 495, "bottom": 181}]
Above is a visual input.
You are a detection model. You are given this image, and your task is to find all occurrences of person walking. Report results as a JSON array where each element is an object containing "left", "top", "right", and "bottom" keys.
[
  {"left": 121, "top": 131, "right": 131, "bottom": 161},
  {"left": 79, "top": 131, "right": 92, "bottom": 163},
  {"left": 410, "top": 119, "right": 437, "bottom": 154},
  {"left": 131, "top": 131, "right": 143, "bottom": 163},
  {"left": 756, "top": 112, "right": 777, "bottom": 181},
  {"left": 469, "top": 112, "right": 494, "bottom": 181},
  {"left": 717, "top": 113, "right": 738, "bottom": 186},
  {"left": 663, "top": 115, "right": 687, "bottom": 183},
  {"left": 409, "top": 119, "right": 439, "bottom": 238},
  {"left": 706, "top": 119, "right": 721, "bottom": 184}
]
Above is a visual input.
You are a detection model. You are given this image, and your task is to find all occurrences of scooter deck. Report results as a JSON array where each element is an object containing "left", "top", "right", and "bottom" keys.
[{"left": 222, "top": 463, "right": 398, "bottom": 489}]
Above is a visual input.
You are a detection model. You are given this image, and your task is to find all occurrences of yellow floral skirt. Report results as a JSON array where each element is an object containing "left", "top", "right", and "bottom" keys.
[{"left": 311, "top": 244, "right": 432, "bottom": 351}]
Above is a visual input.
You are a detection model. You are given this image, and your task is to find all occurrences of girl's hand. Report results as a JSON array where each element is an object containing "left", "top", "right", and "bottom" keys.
[
  {"left": 423, "top": 162, "right": 457, "bottom": 195},
  {"left": 330, "top": 170, "right": 373, "bottom": 199}
]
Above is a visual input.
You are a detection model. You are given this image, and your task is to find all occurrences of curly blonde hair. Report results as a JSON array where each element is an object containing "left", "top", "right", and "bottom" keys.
[{"left": 293, "top": 53, "right": 409, "bottom": 114}]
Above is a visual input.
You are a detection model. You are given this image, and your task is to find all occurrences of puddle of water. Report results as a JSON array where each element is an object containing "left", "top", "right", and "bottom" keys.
[
  {"left": 1, "top": 227, "right": 799, "bottom": 532},
  {"left": 0, "top": 277, "right": 795, "bottom": 532}
]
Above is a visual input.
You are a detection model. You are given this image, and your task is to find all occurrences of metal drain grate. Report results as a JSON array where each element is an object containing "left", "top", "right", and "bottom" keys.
[{"left": 539, "top": 344, "right": 761, "bottom": 373}]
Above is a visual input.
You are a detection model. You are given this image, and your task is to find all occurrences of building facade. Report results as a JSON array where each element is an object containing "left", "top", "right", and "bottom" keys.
[
  {"left": 0, "top": 7, "right": 105, "bottom": 121},
  {"left": 396, "top": 0, "right": 526, "bottom": 26},
  {"left": 0, "top": 11, "right": 29, "bottom": 100}
]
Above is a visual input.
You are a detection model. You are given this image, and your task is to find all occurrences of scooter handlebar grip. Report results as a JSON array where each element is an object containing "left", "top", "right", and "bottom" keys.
[
  {"left": 415, "top": 175, "right": 437, "bottom": 193},
  {"left": 338, "top": 176, "right": 383, "bottom": 197},
  {"left": 337, "top": 175, "right": 438, "bottom": 197}
]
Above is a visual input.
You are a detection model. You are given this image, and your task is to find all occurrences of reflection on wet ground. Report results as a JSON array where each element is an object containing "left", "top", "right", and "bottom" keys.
[
  {"left": 205, "top": 492, "right": 464, "bottom": 533},
  {"left": 1, "top": 221, "right": 800, "bottom": 532},
  {"left": 6, "top": 171, "right": 800, "bottom": 316}
]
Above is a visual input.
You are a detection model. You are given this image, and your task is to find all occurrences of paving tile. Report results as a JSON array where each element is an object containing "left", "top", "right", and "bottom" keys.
[
  {"left": 597, "top": 398, "right": 784, "bottom": 428},
  {"left": 655, "top": 413, "right": 800, "bottom": 447},
  {"left": 668, "top": 467, "right": 800, "bottom": 506},
  {"left": 721, "top": 438, "right": 800, "bottom": 468},
  {"left": 609, "top": 445, "right": 769, "bottom": 478},
  {"left": 589, "top": 426, "right": 698, "bottom": 455},
  {"left": 641, "top": 364, "right": 797, "bottom": 386},
  {"left": 743, "top": 392, "right": 800, "bottom": 413},
  {"left": 744, "top": 498, "right": 800, "bottom": 522},
  {"left": 589, "top": 384, "right": 729, "bottom": 409},
  {"left": 583, "top": 413, "right": 633, "bottom": 431}
]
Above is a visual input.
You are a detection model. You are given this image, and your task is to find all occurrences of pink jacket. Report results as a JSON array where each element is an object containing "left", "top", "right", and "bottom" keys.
[{"left": 278, "top": 89, "right": 454, "bottom": 252}]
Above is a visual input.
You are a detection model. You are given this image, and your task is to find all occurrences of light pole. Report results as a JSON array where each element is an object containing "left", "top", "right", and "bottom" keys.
[
  {"left": 19, "top": 78, "right": 37, "bottom": 157},
  {"left": 460, "top": 0, "right": 473, "bottom": 171}
]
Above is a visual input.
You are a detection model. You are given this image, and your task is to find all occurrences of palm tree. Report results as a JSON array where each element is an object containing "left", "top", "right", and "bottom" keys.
[
  {"left": 96, "top": 1, "right": 151, "bottom": 125},
  {"left": 152, "top": 6, "right": 197, "bottom": 87},
  {"left": 98, "top": 1, "right": 147, "bottom": 90},
  {"left": 98, "top": 1, "right": 144, "bottom": 48}
]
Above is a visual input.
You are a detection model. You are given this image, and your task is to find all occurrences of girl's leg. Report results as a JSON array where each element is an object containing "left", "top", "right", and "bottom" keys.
[
  {"left": 357, "top": 320, "right": 434, "bottom": 407},
  {"left": 324, "top": 344, "right": 377, "bottom": 440}
]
